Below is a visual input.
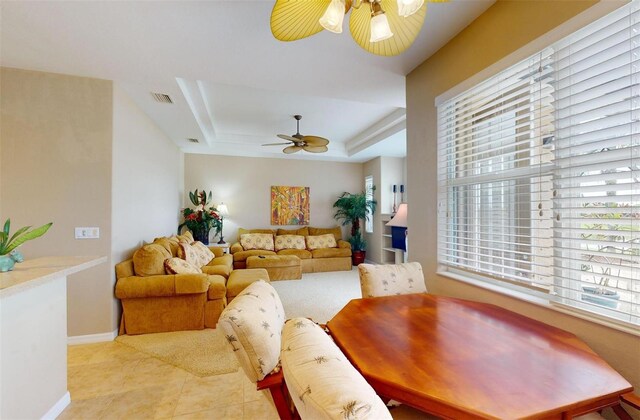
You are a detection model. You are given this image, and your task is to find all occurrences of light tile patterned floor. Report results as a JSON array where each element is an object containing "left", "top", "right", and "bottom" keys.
[
  {"left": 62, "top": 340, "right": 434, "bottom": 419},
  {"left": 61, "top": 340, "right": 278, "bottom": 420}
]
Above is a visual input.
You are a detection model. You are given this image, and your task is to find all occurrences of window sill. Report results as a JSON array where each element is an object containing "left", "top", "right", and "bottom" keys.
[{"left": 436, "top": 270, "right": 640, "bottom": 338}]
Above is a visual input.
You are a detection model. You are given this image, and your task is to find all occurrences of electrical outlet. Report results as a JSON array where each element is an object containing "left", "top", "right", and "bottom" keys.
[{"left": 75, "top": 227, "right": 100, "bottom": 239}]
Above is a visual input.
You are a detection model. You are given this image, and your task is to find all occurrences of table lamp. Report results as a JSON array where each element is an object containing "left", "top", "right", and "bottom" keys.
[
  {"left": 386, "top": 203, "right": 407, "bottom": 254},
  {"left": 217, "top": 203, "right": 229, "bottom": 244}
]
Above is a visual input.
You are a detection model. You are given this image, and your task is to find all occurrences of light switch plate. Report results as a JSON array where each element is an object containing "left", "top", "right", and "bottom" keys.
[{"left": 75, "top": 227, "right": 100, "bottom": 239}]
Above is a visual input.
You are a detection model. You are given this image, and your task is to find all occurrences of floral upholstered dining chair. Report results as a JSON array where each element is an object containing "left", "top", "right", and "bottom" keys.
[{"left": 358, "top": 262, "right": 427, "bottom": 298}]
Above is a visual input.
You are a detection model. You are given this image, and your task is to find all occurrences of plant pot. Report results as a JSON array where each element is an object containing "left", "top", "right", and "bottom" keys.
[
  {"left": 191, "top": 225, "right": 210, "bottom": 245},
  {"left": 352, "top": 250, "right": 366, "bottom": 266},
  {"left": 581, "top": 286, "right": 620, "bottom": 309},
  {"left": 0, "top": 255, "right": 16, "bottom": 272}
]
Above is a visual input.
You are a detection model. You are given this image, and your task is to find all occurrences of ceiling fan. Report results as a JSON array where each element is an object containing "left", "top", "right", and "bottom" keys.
[{"left": 263, "top": 115, "right": 330, "bottom": 154}]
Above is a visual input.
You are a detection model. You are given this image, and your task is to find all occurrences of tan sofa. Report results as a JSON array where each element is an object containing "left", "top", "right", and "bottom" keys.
[
  {"left": 230, "top": 226, "right": 352, "bottom": 273},
  {"left": 115, "top": 232, "right": 234, "bottom": 335}
]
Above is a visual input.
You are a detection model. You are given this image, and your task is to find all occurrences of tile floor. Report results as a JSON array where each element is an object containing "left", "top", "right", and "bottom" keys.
[
  {"left": 61, "top": 340, "right": 279, "bottom": 420},
  {"left": 62, "top": 340, "right": 433, "bottom": 419}
]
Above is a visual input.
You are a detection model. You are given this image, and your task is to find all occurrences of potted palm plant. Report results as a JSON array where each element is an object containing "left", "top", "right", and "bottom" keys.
[{"left": 333, "top": 189, "right": 377, "bottom": 265}]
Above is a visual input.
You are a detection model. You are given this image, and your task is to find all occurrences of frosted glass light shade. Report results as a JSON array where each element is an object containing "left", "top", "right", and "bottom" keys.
[
  {"left": 319, "top": 0, "right": 346, "bottom": 33},
  {"left": 217, "top": 203, "right": 229, "bottom": 216},
  {"left": 397, "top": 0, "right": 424, "bottom": 17},
  {"left": 370, "top": 13, "right": 393, "bottom": 42}
]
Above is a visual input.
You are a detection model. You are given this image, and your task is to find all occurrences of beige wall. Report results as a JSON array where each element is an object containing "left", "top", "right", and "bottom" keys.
[
  {"left": 406, "top": 0, "right": 640, "bottom": 411},
  {"left": 183, "top": 154, "right": 363, "bottom": 243},
  {"left": 111, "top": 84, "right": 183, "bottom": 328},
  {"left": 0, "top": 67, "right": 113, "bottom": 336}
]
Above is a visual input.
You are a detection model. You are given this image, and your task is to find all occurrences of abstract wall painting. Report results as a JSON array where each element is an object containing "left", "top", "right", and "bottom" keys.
[{"left": 270, "top": 186, "right": 310, "bottom": 225}]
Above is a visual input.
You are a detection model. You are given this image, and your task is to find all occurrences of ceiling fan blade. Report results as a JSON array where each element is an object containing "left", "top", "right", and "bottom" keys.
[
  {"left": 302, "top": 136, "right": 330, "bottom": 147},
  {"left": 283, "top": 145, "right": 303, "bottom": 154},
  {"left": 262, "top": 142, "right": 293, "bottom": 146},
  {"left": 303, "top": 145, "right": 329, "bottom": 153},
  {"left": 277, "top": 134, "right": 298, "bottom": 142}
]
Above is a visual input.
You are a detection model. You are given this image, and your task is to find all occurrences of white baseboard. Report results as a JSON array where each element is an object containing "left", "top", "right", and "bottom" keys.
[
  {"left": 67, "top": 329, "right": 117, "bottom": 345},
  {"left": 42, "top": 391, "right": 70, "bottom": 420}
]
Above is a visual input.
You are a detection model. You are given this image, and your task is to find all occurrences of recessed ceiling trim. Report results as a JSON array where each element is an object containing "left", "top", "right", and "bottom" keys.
[
  {"left": 346, "top": 108, "right": 406, "bottom": 156},
  {"left": 176, "top": 77, "right": 216, "bottom": 147}
]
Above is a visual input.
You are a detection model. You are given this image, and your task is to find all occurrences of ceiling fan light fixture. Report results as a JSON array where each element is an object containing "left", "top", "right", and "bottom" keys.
[
  {"left": 319, "top": 0, "right": 346, "bottom": 34},
  {"left": 370, "top": 12, "right": 393, "bottom": 43},
  {"left": 397, "top": 0, "right": 424, "bottom": 17}
]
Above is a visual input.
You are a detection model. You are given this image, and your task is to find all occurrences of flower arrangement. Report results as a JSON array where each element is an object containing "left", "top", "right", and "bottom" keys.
[{"left": 178, "top": 189, "right": 222, "bottom": 244}]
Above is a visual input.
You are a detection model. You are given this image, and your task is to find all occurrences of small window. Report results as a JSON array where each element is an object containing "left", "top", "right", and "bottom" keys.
[{"left": 365, "top": 176, "right": 374, "bottom": 233}]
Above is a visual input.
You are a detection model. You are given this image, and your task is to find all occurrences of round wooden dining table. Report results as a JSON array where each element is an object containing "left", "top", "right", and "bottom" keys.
[{"left": 326, "top": 294, "right": 633, "bottom": 419}]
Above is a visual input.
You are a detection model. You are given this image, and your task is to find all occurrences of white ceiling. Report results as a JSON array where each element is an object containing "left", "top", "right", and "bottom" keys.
[{"left": 1, "top": 0, "right": 494, "bottom": 162}]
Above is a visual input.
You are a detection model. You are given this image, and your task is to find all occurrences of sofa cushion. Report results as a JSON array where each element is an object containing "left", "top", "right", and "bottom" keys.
[
  {"left": 201, "top": 264, "right": 231, "bottom": 278},
  {"left": 274, "top": 234, "right": 306, "bottom": 251},
  {"left": 358, "top": 262, "right": 427, "bottom": 298},
  {"left": 132, "top": 244, "right": 172, "bottom": 276},
  {"left": 115, "top": 273, "right": 209, "bottom": 299},
  {"left": 309, "top": 226, "right": 342, "bottom": 241},
  {"left": 191, "top": 241, "right": 215, "bottom": 266},
  {"left": 180, "top": 231, "right": 195, "bottom": 242},
  {"left": 276, "top": 249, "right": 312, "bottom": 259},
  {"left": 240, "top": 233, "right": 275, "bottom": 251},
  {"left": 226, "top": 268, "right": 271, "bottom": 300},
  {"left": 153, "top": 237, "right": 176, "bottom": 256},
  {"left": 233, "top": 249, "right": 277, "bottom": 263},
  {"left": 219, "top": 280, "right": 285, "bottom": 383},
  {"left": 311, "top": 247, "right": 352, "bottom": 258},
  {"left": 281, "top": 318, "right": 391, "bottom": 420},
  {"left": 306, "top": 234, "right": 337, "bottom": 250},
  {"left": 206, "top": 274, "right": 227, "bottom": 300},
  {"left": 238, "top": 228, "right": 275, "bottom": 237},
  {"left": 276, "top": 227, "right": 309, "bottom": 236},
  {"left": 164, "top": 257, "right": 203, "bottom": 274}
]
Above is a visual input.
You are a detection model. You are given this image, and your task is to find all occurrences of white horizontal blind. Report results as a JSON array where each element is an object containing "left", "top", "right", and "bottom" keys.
[
  {"left": 437, "top": 2, "right": 639, "bottom": 327},
  {"left": 552, "top": 3, "right": 639, "bottom": 326},
  {"left": 437, "top": 48, "right": 555, "bottom": 289}
]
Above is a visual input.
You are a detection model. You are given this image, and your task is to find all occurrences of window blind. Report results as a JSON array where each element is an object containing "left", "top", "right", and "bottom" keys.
[{"left": 437, "top": 2, "right": 639, "bottom": 327}]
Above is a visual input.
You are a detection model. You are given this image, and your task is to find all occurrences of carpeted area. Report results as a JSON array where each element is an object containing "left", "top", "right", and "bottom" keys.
[
  {"left": 115, "top": 329, "right": 240, "bottom": 377},
  {"left": 271, "top": 267, "right": 361, "bottom": 323},
  {"left": 114, "top": 268, "right": 362, "bottom": 378}
]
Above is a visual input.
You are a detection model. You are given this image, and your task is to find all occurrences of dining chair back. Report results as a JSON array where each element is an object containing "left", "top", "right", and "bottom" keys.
[{"left": 358, "top": 262, "right": 427, "bottom": 298}]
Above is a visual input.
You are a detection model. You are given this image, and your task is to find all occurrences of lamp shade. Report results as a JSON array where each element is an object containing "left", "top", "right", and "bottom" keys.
[
  {"left": 397, "top": 0, "right": 424, "bottom": 17},
  {"left": 217, "top": 203, "right": 229, "bottom": 217},
  {"left": 369, "top": 13, "right": 393, "bottom": 42},
  {"left": 386, "top": 203, "right": 407, "bottom": 227},
  {"left": 319, "top": 0, "right": 346, "bottom": 33}
]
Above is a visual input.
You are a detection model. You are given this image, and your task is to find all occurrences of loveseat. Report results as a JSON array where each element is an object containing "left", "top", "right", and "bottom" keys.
[
  {"left": 230, "top": 226, "right": 352, "bottom": 273},
  {"left": 115, "top": 232, "right": 234, "bottom": 335}
]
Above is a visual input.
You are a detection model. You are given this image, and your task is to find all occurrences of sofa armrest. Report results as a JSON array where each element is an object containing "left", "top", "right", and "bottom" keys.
[
  {"left": 208, "top": 246, "right": 225, "bottom": 258},
  {"left": 207, "top": 254, "right": 233, "bottom": 268},
  {"left": 230, "top": 242, "right": 243, "bottom": 254},
  {"left": 115, "top": 274, "right": 209, "bottom": 299},
  {"left": 337, "top": 240, "right": 352, "bottom": 250}
]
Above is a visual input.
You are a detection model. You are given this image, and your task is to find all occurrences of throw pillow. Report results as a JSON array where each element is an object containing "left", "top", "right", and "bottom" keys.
[
  {"left": 218, "top": 280, "right": 285, "bottom": 383},
  {"left": 153, "top": 237, "right": 178, "bottom": 256},
  {"left": 274, "top": 235, "right": 306, "bottom": 251},
  {"left": 191, "top": 241, "right": 215, "bottom": 266},
  {"left": 178, "top": 242, "right": 201, "bottom": 267},
  {"left": 164, "top": 257, "right": 203, "bottom": 274},
  {"left": 306, "top": 234, "right": 337, "bottom": 250},
  {"left": 132, "top": 244, "right": 172, "bottom": 277},
  {"left": 240, "top": 233, "right": 275, "bottom": 251}
]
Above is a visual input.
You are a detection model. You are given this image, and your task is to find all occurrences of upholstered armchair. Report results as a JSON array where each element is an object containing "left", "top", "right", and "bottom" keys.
[{"left": 358, "top": 262, "right": 427, "bottom": 298}]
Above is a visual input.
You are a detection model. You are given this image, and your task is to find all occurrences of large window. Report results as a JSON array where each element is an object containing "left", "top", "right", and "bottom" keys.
[{"left": 437, "top": 3, "right": 639, "bottom": 328}]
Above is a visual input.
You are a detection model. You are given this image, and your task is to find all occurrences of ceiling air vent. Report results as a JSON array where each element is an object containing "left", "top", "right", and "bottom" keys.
[
  {"left": 151, "top": 92, "right": 173, "bottom": 104},
  {"left": 187, "top": 138, "right": 199, "bottom": 144}
]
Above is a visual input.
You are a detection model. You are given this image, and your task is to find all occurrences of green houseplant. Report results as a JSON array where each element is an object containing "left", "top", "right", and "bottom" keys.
[
  {"left": 0, "top": 218, "right": 53, "bottom": 272},
  {"left": 333, "top": 188, "right": 377, "bottom": 265},
  {"left": 178, "top": 189, "right": 222, "bottom": 245}
]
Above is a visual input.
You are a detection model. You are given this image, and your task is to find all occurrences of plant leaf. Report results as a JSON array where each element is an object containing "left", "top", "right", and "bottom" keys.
[
  {"left": 8, "top": 226, "right": 31, "bottom": 245},
  {"left": 5, "top": 222, "right": 53, "bottom": 254},
  {"left": 3, "top": 219, "right": 10, "bottom": 236}
]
